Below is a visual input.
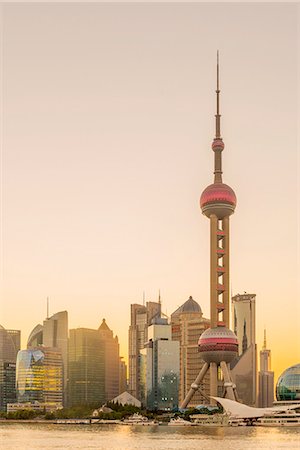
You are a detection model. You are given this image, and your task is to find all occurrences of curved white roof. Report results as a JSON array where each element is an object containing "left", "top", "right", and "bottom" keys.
[{"left": 212, "top": 396, "right": 300, "bottom": 419}]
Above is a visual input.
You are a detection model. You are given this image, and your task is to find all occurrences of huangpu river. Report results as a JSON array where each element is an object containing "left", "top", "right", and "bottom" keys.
[{"left": 1, "top": 423, "right": 300, "bottom": 450}]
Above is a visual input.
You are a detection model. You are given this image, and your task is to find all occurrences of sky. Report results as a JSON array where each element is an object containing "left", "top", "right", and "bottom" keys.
[{"left": 0, "top": 2, "right": 299, "bottom": 386}]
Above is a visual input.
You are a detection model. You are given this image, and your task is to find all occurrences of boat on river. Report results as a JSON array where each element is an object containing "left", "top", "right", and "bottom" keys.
[
  {"left": 253, "top": 411, "right": 300, "bottom": 427},
  {"left": 168, "top": 417, "right": 192, "bottom": 426},
  {"left": 122, "top": 413, "right": 157, "bottom": 425}
]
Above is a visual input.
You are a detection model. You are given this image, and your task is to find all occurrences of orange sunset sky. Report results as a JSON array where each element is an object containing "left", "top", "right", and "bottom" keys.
[{"left": 0, "top": 2, "right": 299, "bottom": 386}]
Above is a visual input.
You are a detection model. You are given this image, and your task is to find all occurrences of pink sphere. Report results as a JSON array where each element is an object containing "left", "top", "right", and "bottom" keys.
[
  {"left": 200, "top": 183, "right": 236, "bottom": 218},
  {"left": 198, "top": 327, "right": 238, "bottom": 364}
]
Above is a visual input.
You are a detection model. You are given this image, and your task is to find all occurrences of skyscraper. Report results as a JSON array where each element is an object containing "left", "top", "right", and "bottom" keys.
[
  {"left": 181, "top": 55, "right": 239, "bottom": 408},
  {"left": 43, "top": 311, "right": 68, "bottom": 404},
  {"left": 143, "top": 317, "right": 179, "bottom": 411},
  {"left": 128, "top": 300, "right": 161, "bottom": 400},
  {"left": 98, "top": 319, "right": 120, "bottom": 402},
  {"left": 68, "top": 319, "right": 121, "bottom": 407},
  {"left": 0, "top": 325, "right": 20, "bottom": 411},
  {"left": 68, "top": 327, "right": 105, "bottom": 407},
  {"left": 27, "top": 310, "right": 68, "bottom": 406},
  {"left": 258, "top": 329, "right": 274, "bottom": 407},
  {"left": 171, "top": 296, "right": 210, "bottom": 406},
  {"left": 16, "top": 347, "right": 63, "bottom": 410},
  {"left": 119, "top": 357, "right": 127, "bottom": 394},
  {"left": 231, "top": 293, "right": 257, "bottom": 405}
]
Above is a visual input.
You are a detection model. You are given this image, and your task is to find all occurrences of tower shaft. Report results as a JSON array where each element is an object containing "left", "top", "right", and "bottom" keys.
[{"left": 210, "top": 215, "right": 230, "bottom": 328}]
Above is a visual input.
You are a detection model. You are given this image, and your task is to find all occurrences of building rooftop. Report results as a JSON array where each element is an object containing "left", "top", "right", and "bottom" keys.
[{"left": 171, "top": 296, "right": 202, "bottom": 316}]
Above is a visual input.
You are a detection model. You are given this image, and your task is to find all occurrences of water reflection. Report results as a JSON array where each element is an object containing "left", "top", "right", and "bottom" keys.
[{"left": 1, "top": 423, "right": 300, "bottom": 450}]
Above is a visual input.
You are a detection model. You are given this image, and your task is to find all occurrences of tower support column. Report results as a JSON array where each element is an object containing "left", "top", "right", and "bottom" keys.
[
  {"left": 210, "top": 362, "right": 218, "bottom": 402},
  {"left": 210, "top": 214, "right": 218, "bottom": 328},
  {"left": 222, "top": 216, "right": 230, "bottom": 328}
]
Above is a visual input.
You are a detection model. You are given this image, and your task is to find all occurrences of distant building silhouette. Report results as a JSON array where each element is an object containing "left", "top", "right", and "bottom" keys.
[
  {"left": 258, "top": 329, "right": 274, "bottom": 407},
  {"left": 119, "top": 357, "right": 127, "bottom": 394}
]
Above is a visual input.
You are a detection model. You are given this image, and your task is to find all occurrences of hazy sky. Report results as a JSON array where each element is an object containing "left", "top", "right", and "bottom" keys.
[{"left": 0, "top": 3, "right": 299, "bottom": 384}]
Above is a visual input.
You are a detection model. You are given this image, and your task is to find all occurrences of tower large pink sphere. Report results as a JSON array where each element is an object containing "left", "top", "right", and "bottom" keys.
[
  {"left": 198, "top": 327, "right": 238, "bottom": 364},
  {"left": 200, "top": 183, "right": 237, "bottom": 219}
]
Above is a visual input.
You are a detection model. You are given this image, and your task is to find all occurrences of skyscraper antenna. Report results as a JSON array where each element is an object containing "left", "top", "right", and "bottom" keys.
[
  {"left": 143, "top": 291, "right": 145, "bottom": 306},
  {"left": 158, "top": 289, "right": 161, "bottom": 305},
  {"left": 47, "top": 297, "right": 49, "bottom": 319},
  {"left": 215, "top": 50, "right": 221, "bottom": 138},
  {"left": 263, "top": 328, "right": 267, "bottom": 350}
]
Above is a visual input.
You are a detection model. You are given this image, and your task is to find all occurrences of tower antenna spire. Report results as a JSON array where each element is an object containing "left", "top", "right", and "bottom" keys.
[
  {"left": 216, "top": 50, "right": 221, "bottom": 138},
  {"left": 263, "top": 328, "right": 267, "bottom": 350},
  {"left": 46, "top": 296, "right": 49, "bottom": 319}
]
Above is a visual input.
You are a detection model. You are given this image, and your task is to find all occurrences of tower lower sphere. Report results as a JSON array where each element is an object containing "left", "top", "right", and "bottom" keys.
[{"left": 198, "top": 327, "right": 238, "bottom": 364}]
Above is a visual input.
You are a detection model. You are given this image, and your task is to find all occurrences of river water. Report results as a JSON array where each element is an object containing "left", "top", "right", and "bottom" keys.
[{"left": 1, "top": 423, "right": 299, "bottom": 450}]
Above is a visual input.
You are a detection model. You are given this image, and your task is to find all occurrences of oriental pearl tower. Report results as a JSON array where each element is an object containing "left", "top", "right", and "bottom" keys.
[{"left": 181, "top": 54, "right": 239, "bottom": 408}]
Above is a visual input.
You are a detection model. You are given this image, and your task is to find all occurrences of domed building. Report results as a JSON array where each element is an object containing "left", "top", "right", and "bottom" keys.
[
  {"left": 276, "top": 364, "right": 300, "bottom": 401},
  {"left": 171, "top": 297, "right": 210, "bottom": 406}
]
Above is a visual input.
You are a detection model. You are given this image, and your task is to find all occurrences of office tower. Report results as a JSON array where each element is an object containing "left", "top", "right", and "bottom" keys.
[
  {"left": 98, "top": 319, "right": 120, "bottom": 401},
  {"left": 230, "top": 293, "right": 257, "bottom": 405},
  {"left": 0, "top": 325, "right": 20, "bottom": 411},
  {"left": 68, "top": 328, "right": 105, "bottom": 406},
  {"left": 128, "top": 300, "right": 161, "bottom": 400},
  {"left": 143, "top": 317, "right": 179, "bottom": 411},
  {"left": 258, "top": 330, "right": 274, "bottom": 407},
  {"left": 43, "top": 311, "right": 68, "bottom": 398},
  {"left": 171, "top": 296, "right": 210, "bottom": 406},
  {"left": 16, "top": 347, "right": 63, "bottom": 410},
  {"left": 27, "top": 310, "right": 68, "bottom": 406},
  {"left": 119, "top": 357, "right": 127, "bottom": 394},
  {"left": 181, "top": 55, "right": 239, "bottom": 408},
  {"left": 68, "top": 319, "right": 120, "bottom": 407}
]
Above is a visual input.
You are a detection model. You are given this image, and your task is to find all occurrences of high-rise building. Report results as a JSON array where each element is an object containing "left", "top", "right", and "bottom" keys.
[
  {"left": 181, "top": 55, "right": 239, "bottom": 408},
  {"left": 27, "top": 311, "right": 68, "bottom": 406},
  {"left": 119, "top": 357, "right": 127, "bottom": 394},
  {"left": 128, "top": 300, "right": 161, "bottom": 400},
  {"left": 68, "top": 319, "right": 121, "bottom": 407},
  {"left": 230, "top": 293, "right": 257, "bottom": 405},
  {"left": 0, "top": 325, "right": 20, "bottom": 411},
  {"left": 68, "top": 328, "right": 105, "bottom": 406},
  {"left": 171, "top": 296, "right": 210, "bottom": 406},
  {"left": 98, "top": 319, "right": 120, "bottom": 402},
  {"left": 258, "top": 330, "right": 274, "bottom": 407},
  {"left": 16, "top": 347, "right": 63, "bottom": 410},
  {"left": 43, "top": 311, "right": 68, "bottom": 399},
  {"left": 143, "top": 317, "right": 179, "bottom": 411}
]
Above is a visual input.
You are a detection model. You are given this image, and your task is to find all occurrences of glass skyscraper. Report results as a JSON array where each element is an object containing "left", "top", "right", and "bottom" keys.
[
  {"left": 16, "top": 347, "right": 63, "bottom": 409},
  {"left": 68, "top": 319, "right": 120, "bottom": 407},
  {"left": 143, "top": 318, "right": 180, "bottom": 411},
  {"left": 27, "top": 311, "right": 68, "bottom": 406}
]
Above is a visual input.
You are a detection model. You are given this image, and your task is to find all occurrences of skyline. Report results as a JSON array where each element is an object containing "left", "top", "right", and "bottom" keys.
[{"left": 0, "top": 3, "right": 299, "bottom": 386}]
